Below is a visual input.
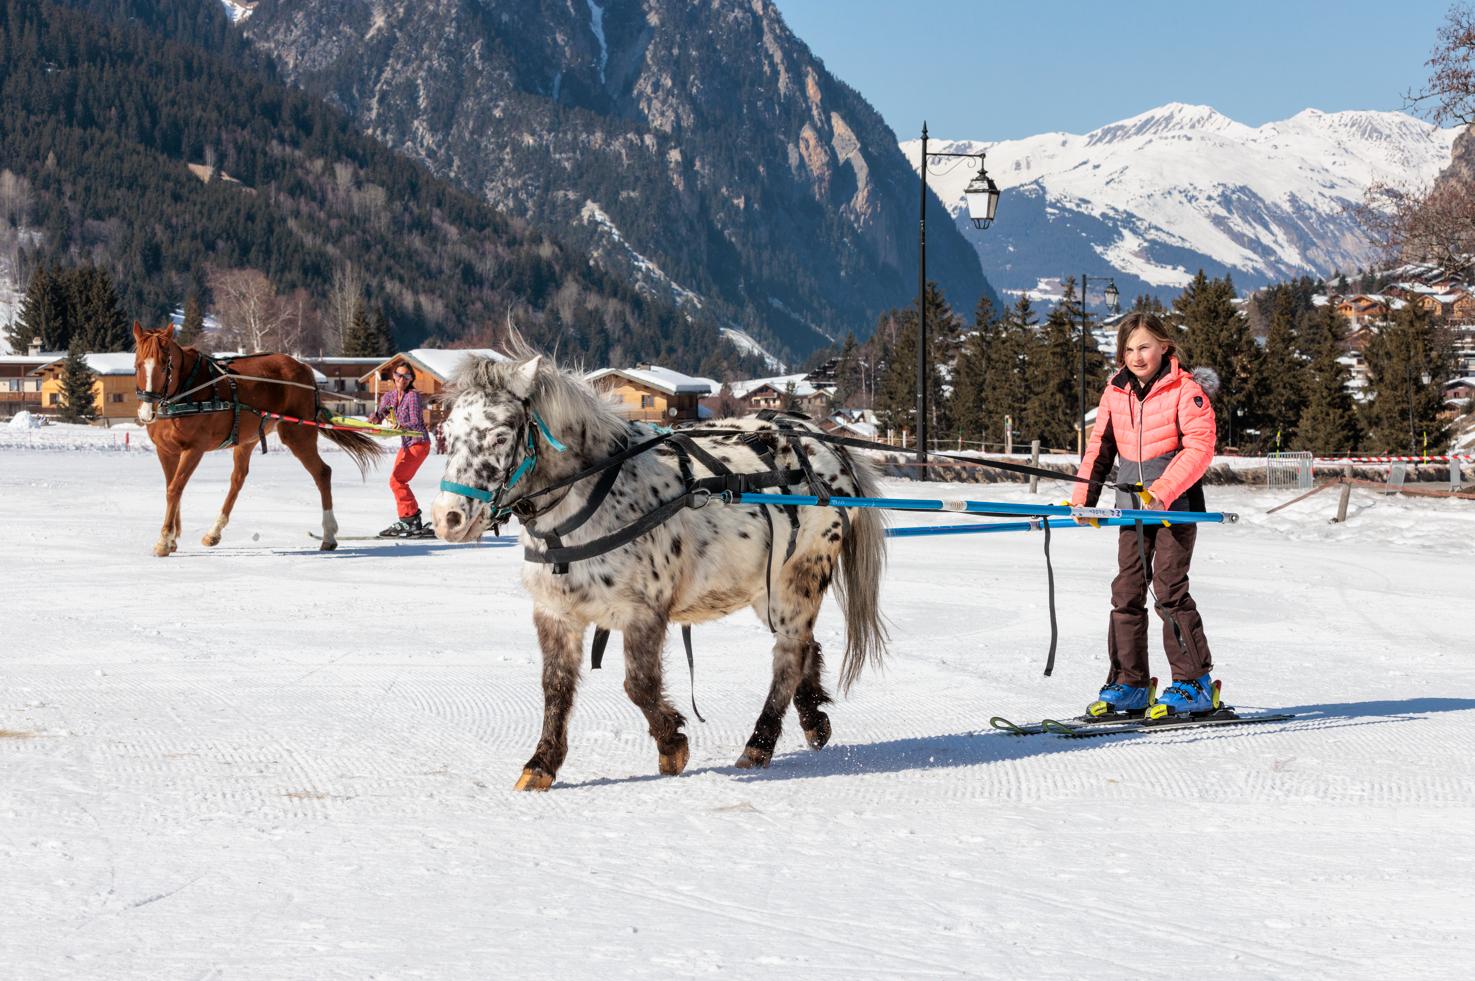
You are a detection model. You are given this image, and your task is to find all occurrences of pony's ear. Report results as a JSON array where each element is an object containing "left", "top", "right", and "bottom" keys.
[
  {"left": 162, "top": 322, "right": 175, "bottom": 340},
  {"left": 507, "top": 356, "right": 541, "bottom": 400},
  {"left": 132, "top": 322, "right": 145, "bottom": 346}
]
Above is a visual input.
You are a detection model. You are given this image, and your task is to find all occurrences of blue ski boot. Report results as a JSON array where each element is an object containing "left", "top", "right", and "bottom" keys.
[
  {"left": 1147, "top": 674, "right": 1217, "bottom": 719},
  {"left": 1088, "top": 678, "right": 1156, "bottom": 719}
]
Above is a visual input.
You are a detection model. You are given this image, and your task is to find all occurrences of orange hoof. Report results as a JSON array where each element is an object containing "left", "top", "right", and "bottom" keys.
[
  {"left": 513, "top": 768, "right": 553, "bottom": 792},
  {"left": 201, "top": 535, "right": 220, "bottom": 547},
  {"left": 659, "top": 740, "right": 690, "bottom": 776},
  {"left": 804, "top": 717, "right": 832, "bottom": 751},
  {"left": 734, "top": 746, "right": 771, "bottom": 770},
  {"left": 319, "top": 540, "right": 337, "bottom": 551}
]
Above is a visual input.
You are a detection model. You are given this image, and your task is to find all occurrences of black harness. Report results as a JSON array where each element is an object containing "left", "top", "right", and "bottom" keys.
[{"left": 139, "top": 346, "right": 304, "bottom": 453}]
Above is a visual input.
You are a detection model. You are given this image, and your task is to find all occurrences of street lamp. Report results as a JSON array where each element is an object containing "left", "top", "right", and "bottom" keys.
[
  {"left": 1077, "top": 275, "right": 1119, "bottom": 458},
  {"left": 916, "top": 123, "right": 999, "bottom": 466}
]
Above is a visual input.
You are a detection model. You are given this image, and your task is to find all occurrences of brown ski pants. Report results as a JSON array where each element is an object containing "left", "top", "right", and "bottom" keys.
[{"left": 1107, "top": 523, "right": 1213, "bottom": 687}]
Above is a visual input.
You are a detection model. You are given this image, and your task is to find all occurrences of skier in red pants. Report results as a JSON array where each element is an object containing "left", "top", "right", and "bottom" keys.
[{"left": 370, "top": 364, "right": 434, "bottom": 537}]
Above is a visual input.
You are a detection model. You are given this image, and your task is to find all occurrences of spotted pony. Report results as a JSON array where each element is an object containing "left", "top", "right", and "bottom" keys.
[{"left": 431, "top": 353, "right": 888, "bottom": 791}]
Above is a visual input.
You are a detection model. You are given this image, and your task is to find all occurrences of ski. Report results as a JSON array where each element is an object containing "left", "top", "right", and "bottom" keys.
[
  {"left": 989, "top": 708, "right": 1296, "bottom": 738},
  {"left": 308, "top": 531, "right": 435, "bottom": 541}
]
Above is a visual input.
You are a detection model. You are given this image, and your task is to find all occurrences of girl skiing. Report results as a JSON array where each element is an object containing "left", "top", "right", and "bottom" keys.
[
  {"left": 1072, "top": 312, "right": 1219, "bottom": 719},
  {"left": 369, "top": 363, "right": 434, "bottom": 537}
]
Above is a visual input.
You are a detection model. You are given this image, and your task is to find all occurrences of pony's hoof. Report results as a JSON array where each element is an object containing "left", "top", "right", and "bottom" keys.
[
  {"left": 201, "top": 534, "right": 220, "bottom": 547},
  {"left": 153, "top": 546, "right": 171, "bottom": 557},
  {"left": 734, "top": 746, "right": 771, "bottom": 770},
  {"left": 804, "top": 717, "right": 832, "bottom": 751},
  {"left": 659, "top": 739, "right": 690, "bottom": 776},
  {"left": 513, "top": 768, "right": 553, "bottom": 792},
  {"left": 319, "top": 540, "right": 337, "bottom": 551}
]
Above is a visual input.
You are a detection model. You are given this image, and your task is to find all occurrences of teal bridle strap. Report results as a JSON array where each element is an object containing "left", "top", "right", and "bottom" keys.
[{"left": 439, "top": 409, "right": 566, "bottom": 509}]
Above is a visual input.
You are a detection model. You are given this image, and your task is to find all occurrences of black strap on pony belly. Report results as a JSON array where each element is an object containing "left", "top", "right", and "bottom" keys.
[
  {"left": 1133, "top": 519, "right": 1191, "bottom": 661},
  {"left": 1042, "top": 517, "right": 1058, "bottom": 676},
  {"left": 590, "top": 627, "right": 610, "bottom": 669},
  {"left": 681, "top": 624, "right": 705, "bottom": 723},
  {"left": 521, "top": 460, "right": 625, "bottom": 574}
]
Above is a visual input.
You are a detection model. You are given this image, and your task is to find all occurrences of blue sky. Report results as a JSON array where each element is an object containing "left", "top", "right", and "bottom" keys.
[{"left": 773, "top": 0, "right": 1456, "bottom": 141}]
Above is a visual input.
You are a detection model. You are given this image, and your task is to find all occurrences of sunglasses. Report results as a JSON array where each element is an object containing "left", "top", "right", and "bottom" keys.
[{"left": 394, "top": 373, "right": 412, "bottom": 380}]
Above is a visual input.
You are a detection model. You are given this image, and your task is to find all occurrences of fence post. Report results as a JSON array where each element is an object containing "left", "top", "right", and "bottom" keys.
[
  {"left": 1005, "top": 415, "right": 1013, "bottom": 456},
  {"left": 1334, "top": 481, "right": 1351, "bottom": 523},
  {"left": 1029, "top": 440, "right": 1040, "bottom": 493},
  {"left": 1452, "top": 458, "right": 1464, "bottom": 493}
]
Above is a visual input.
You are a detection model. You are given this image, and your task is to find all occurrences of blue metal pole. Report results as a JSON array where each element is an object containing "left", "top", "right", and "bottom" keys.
[{"left": 723, "top": 493, "right": 1237, "bottom": 525}]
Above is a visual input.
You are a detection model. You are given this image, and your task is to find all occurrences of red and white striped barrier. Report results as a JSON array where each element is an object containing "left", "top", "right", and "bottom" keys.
[{"left": 1311, "top": 455, "right": 1473, "bottom": 464}]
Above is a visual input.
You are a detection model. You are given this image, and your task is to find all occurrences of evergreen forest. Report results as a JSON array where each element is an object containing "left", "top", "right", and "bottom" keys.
[{"left": 0, "top": 0, "right": 767, "bottom": 377}]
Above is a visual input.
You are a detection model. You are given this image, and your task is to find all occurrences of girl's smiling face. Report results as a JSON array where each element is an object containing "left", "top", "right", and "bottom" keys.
[{"left": 1122, "top": 327, "right": 1170, "bottom": 381}]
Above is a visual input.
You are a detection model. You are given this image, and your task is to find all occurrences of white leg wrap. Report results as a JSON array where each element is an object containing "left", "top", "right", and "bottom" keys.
[{"left": 322, "top": 509, "right": 338, "bottom": 545}]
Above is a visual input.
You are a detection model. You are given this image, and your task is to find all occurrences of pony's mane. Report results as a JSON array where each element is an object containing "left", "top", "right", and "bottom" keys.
[{"left": 450, "top": 345, "right": 627, "bottom": 450}]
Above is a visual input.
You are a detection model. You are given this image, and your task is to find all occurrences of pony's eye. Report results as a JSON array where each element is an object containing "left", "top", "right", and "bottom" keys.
[{"left": 495, "top": 435, "right": 509, "bottom": 446}]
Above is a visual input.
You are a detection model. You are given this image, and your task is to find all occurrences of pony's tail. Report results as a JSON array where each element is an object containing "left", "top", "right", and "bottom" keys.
[
  {"left": 321, "top": 426, "right": 386, "bottom": 478},
  {"left": 836, "top": 452, "right": 889, "bottom": 693}
]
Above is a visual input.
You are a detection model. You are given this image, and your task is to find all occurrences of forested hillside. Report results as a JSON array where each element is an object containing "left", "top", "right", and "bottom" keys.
[{"left": 0, "top": 0, "right": 765, "bottom": 375}]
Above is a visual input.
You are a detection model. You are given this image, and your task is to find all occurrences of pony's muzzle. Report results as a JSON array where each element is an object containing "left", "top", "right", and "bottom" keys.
[{"left": 432, "top": 491, "right": 483, "bottom": 543}]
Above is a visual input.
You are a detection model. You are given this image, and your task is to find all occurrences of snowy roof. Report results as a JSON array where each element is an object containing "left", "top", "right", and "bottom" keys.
[
  {"left": 585, "top": 365, "right": 712, "bottom": 396},
  {"left": 29, "top": 352, "right": 138, "bottom": 376},
  {"left": 0, "top": 351, "right": 64, "bottom": 365},
  {"left": 726, "top": 373, "right": 819, "bottom": 399},
  {"left": 360, "top": 348, "right": 508, "bottom": 382}
]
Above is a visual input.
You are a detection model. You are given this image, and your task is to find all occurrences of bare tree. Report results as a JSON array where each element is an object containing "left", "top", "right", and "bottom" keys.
[
  {"left": 323, "top": 261, "right": 365, "bottom": 355},
  {"left": 209, "top": 268, "right": 292, "bottom": 353},
  {"left": 1406, "top": 6, "right": 1475, "bottom": 125}
]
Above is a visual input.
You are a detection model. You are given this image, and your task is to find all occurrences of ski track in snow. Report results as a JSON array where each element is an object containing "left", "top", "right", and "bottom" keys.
[{"left": 2, "top": 450, "right": 1472, "bottom": 978}]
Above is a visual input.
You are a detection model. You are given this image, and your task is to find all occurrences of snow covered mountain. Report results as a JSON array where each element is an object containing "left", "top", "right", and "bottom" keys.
[{"left": 902, "top": 104, "right": 1458, "bottom": 304}]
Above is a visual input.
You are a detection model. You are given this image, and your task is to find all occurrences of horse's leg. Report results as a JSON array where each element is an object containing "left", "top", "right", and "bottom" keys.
[
  {"left": 515, "top": 604, "right": 588, "bottom": 791},
  {"left": 738, "top": 553, "right": 834, "bottom": 769},
  {"left": 204, "top": 442, "right": 253, "bottom": 547},
  {"left": 620, "top": 613, "right": 689, "bottom": 777},
  {"left": 792, "top": 639, "right": 833, "bottom": 751},
  {"left": 160, "top": 446, "right": 206, "bottom": 557},
  {"left": 278, "top": 423, "right": 337, "bottom": 551},
  {"left": 154, "top": 445, "right": 181, "bottom": 557}
]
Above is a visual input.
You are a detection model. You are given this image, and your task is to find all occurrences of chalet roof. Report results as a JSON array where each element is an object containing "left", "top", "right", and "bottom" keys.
[
  {"left": 0, "top": 352, "right": 64, "bottom": 366},
  {"left": 585, "top": 365, "right": 712, "bottom": 395},
  {"left": 726, "top": 372, "right": 818, "bottom": 399},
  {"left": 31, "top": 352, "right": 137, "bottom": 376}
]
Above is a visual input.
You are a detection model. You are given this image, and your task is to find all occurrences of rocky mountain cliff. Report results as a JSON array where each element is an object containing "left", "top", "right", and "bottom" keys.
[
  {"left": 906, "top": 103, "right": 1456, "bottom": 306},
  {"left": 241, "top": 0, "right": 995, "bottom": 363}
]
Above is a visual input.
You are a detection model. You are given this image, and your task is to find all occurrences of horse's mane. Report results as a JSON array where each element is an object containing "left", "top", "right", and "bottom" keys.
[{"left": 449, "top": 337, "right": 627, "bottom": 451}]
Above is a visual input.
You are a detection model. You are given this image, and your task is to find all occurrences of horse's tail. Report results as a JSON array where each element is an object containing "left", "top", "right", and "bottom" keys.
[
  {"left": 320, "top": 426, "right": 386, "bottom": 478},
  {"left": 836, "top": 450, "right": 889, "bottom": 693}
]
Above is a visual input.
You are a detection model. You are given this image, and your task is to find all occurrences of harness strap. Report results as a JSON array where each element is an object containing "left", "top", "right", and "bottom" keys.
[
  {"left": 680, "top": 625, "right": 705, "bottom": 723},
  {"left": 591, "top": 627, "right": 610, "bottom": 670},
  {"left": 1042, "top": 518, "right": 1058, "bottom": 676},
  {"left": 785, "top": 433, "right": 831, "bottom": 506},
  {"left": 523, "top": 487, "right": 713, "bottom": 566},
  {"left": 521, "top": 460, "right": 624, "bottom": 575}
]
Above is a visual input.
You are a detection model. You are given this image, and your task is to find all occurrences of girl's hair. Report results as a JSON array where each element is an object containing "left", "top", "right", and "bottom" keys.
[{"left": 1114, "top": 312, "right": 1177, "bottom": 367}]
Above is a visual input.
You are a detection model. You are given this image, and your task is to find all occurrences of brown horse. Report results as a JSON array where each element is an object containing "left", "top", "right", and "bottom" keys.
[{"left": 132, "top": 323, "right": 382, "bottom": 556}]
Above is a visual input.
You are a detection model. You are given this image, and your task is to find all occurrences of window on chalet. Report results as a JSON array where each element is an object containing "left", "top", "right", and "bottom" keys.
[
  {"left": 641, "top": 395, "right": 655, "bottom": 408},
  {"left": 109, "top": 393, "right": 125, "bottom": 403}
]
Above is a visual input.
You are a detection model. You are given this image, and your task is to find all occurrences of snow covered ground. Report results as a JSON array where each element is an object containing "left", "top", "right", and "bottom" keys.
[{"left": 3, "top": 447, "right": 1472, "bottom": 979}]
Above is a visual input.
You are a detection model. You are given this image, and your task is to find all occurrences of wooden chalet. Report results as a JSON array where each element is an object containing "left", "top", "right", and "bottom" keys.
[
  {"left": 585, "top": 364, "right": 713, "bottom": 422},
  {"left": 32, "top": 353, "right": 141, "bottom": 423},
  {"left": 0, "top": 343, "right": 62, "bottom": 419}
]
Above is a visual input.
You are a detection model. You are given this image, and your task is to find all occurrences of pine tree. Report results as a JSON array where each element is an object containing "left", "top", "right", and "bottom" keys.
[
  {"left": 18, "top": 264, "right": 66, "bottom": 352},
  {"left": 829, "top": 331, "right": 860, "bottom": 409},
  {"left": 1174, "top": 270, "right": 1260, "bottom": 449},
  {"left": 1359, "top": 301, "right": 1451, "bottom": 454},
  {"left": 56, "top": 340, "right": 98, "bottom": 424},
  {"left": 179, "top": 294, "right": 205, "bottom": 346},
  {"left": 372, "top": 304, "right": 398, "bottom": 356},
  {"left": 1260, "top": 285, "right": 1307, "bottom": 452},
  {"left": 875, "top": 282, "right": 958, "bottom": 442},
  {"left": 950, "top": 295, "right": 996, "bottom": 445},
  {"left": 1024, "top": 278, "right": 1092, "bottom": 450},
  {"left": 69, "top": 267, "right": 130, "bottom": 352},
  {"left": 1293, "top": 302, "right": 1361, "bottom": 454},
  {"left": 341, "top": 300, "right": 376, "bottom": 356}
]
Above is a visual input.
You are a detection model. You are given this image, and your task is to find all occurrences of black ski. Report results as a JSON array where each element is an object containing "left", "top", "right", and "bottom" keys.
[{"left": 990, "top": 708, "right": 1296, "bottom": 738}]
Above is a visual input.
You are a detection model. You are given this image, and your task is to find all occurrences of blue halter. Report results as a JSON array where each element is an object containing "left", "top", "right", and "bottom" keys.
[{"left": 440, "top": 410, "right": 565, "bottom": 514}]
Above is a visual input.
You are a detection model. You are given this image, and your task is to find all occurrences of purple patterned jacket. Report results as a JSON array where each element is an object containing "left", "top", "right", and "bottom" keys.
[{"left": 372, "top": 388, "right": 430, "bottom": 449}]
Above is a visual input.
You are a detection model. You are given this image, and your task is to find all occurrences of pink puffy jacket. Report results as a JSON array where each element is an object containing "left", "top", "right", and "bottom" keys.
[{"left": 1071, "top": 358, "right": 1217, "bottom": 511}]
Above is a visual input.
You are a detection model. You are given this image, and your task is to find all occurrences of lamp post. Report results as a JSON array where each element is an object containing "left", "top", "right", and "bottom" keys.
[
  {"left": 916, "top": 122, "right": 999, "bottom": 465},
  {"left": 1407, "top": 362, "right": 1431, "bottom": 456},
  {"left": 1077, "top": 275, "right": 1119, "bottom": 458}
]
